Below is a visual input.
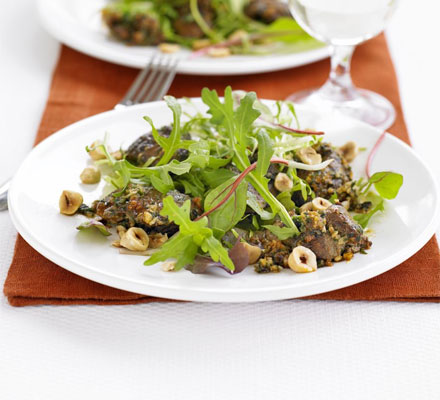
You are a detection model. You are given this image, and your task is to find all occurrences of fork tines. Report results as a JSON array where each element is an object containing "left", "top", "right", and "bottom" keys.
[{"left": 119, "top": 53, "right": 179, "bottom": 106}]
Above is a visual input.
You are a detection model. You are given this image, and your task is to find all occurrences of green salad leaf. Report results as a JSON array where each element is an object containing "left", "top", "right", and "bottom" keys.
[
  {"left": 201, "top": 86, "right": 236, "bottom": 134},
  {"left": 76, "top": 220, "right": 112, "bottom": 236},
  {"left": 150, "top": 170, "right": 174, "bottom": 193},
  {"left": 200, "top": 236, "right": 234, "bottom": 270},
  {"left": 368, "top": 171, "right": 403, "bottom": 200},
  {"left": 235, "top": 92, "right": 261, "bottom": 148},
  {"left": 146, "top": 233, "right": 195, "bottom": 270},
  {"left": 201, "top": 87, "right": 299, "bottom": 234},
  {"left": 185, "top": 141, "right": 211, "bottom": 168},
  {"left": 177, "top": 173, "right": 206, "bottom": 197},
  {"left": 247, "top": 191, "right": 275, "bottom": 220},
  {"left": 255, "top": 131, "right": 273, "bottom": 180},
  {"left": 276, "top": 191, "right": 295, "bottom": 211},
  {"left": 357, "top": 171, "right": 404, "bottom": 200},
  {"left": 204, "top": 177, "right": 248, "bottom": 234},
  {"left": 108, "top": 160, "right": 132, "bottom": 196},
  {"left": 354, "top": 199, "right": 385, "bottom": 229},
  {"left": 353, "top": 171, "right": 403, "bottom": 227},
  {"left": 262, "top": 225, "right": 298, "bottom": 240},
  {"left": 143, "top": 116, "right": 167, "bottom": 149},
  {"left": 263, "top": 18, "right": 315, "bottom": 43},
  {"left": 189, "top": 0, "right": 220, "bottom": 41},
  {"left": 200, "top": 168, "right": 236, "bottom": 189},
  {"left": 144, "top": 96, "right": 183, "bottom": 166},
  {"left": 144, "top": 196, "right": 235, "bottom": 271}
]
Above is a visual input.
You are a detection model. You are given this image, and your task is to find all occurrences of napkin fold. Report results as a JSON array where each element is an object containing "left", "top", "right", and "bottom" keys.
[{"left": 4, "top": 34, "right": 440, "bottom": 305}]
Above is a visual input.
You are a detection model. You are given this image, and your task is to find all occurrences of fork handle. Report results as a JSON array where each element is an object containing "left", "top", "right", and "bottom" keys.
[{"left": 0, "top": 180, "right": 10, "bottom": 211}]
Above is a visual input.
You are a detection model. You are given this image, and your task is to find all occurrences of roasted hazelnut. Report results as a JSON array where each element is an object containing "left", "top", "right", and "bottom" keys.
[
  {"left": 111, "top": 150, "right": 123, "bottom": 160},
  {"left": 299, "top": 202, "right": 313, "bottom": 213},
  {"left": 161, "top": 261, "right": 176, "bottom": 272},
  {"left": 59, "top": 190, "right": 83, "bottom": 215},
  {"left": 148, "top": 233, "right": 168, "bottom": 249},
  {"left": 288, "top": 246, "right": 317, "bottom": 273},
  {"left": 120, "top": 227, "right": 149, "bottom": 251},
  {"left": 207, "top": 47, "right": 231, "bottom": 58},
  {"left": 116, "top": 225, "right": 127, "bottom": 238},
  {"left": 274, "top": 173, "right": 293, "bottom": 192},
  {"left": 142, "top": 211, "right": 153, "bottom": 225},
  {"left": 339, "top": 141, "right": 359, "bottom": 162},
  {"left": 88, "top": 141, "right": 106, "bottom": 161},
  {"left": 228, "top": 29, "right": 248, "bottom": 42},
  {"left": 312, "top": 197, "right": 332, "bottom": 211},
  {"left": 341, "top": 200, "right": 350, "bottom": 210},
  {"left": 159, "top": 43, "right": 180, "bottom": 54},
  {"left": 243, "top": 242, "right": 262, "bottom": 264},
  {"left": 80, "top": 166, "right": 101, "bottom": 184},
  {"left": 192, "top": 39, "right": 211, "bottom": 50},
  {"left": 297, "top": 147, "right": 322, "bottom": 165}
]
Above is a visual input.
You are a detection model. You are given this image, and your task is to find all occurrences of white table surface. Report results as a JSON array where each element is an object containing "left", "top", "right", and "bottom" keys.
[{"left": 1, "top": 1, "right": 439, "bottom": 399}]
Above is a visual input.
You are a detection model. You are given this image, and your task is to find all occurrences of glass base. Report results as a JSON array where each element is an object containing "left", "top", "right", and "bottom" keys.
[{"left": 286, "top": 87, "right": 396, "bottom": 130}]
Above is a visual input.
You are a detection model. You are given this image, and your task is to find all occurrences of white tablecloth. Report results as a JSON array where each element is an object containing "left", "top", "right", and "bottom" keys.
[{"left": 1, "top": 1, "right": 439, "bottom": 399}]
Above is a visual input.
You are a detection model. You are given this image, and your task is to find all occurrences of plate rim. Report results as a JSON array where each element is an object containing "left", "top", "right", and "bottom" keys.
[{"left": 36, "top": 0, "right": 331, "bottom": 75}]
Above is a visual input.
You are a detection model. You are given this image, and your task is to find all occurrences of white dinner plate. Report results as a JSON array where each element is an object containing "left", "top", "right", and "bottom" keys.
[
  {"left": 37, "top": 0, "right": 330, "bottom": 75},
  {"left": 8, "top": 99, "right": 440, "bottom": 302}
]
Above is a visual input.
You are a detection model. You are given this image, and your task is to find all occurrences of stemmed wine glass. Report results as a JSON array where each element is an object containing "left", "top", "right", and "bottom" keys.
[{"left": 288, "top": 0, "right": 399, "bottom": 129}]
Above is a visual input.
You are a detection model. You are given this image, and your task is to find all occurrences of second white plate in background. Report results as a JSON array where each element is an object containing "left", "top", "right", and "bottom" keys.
[{"left": 37, "top": 0, "right": 330, "bottom": 75}]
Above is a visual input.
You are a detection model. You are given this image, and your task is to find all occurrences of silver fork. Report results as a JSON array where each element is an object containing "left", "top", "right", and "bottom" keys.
[
  {"left": 117, "top": 53, "right": 179, "bottom": 108},
  {"left": 0, "top": 52, "right": 179, "bottom": 211}
]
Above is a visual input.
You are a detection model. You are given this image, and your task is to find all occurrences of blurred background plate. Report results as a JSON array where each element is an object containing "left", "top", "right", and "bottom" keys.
[{"left": 37, "top": 0, "right": 330, "bottom": 75}]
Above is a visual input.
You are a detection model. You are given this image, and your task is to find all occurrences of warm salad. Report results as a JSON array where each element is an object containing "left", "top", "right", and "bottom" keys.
[
  {"left": 59, "top": 88, "right": 403, "bottom": 275},
  {"left": 101, "top": 0, "right": 321, "bottom": 57}
]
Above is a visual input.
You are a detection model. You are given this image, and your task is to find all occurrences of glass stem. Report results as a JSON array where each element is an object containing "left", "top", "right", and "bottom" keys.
[{"left": 320, "top": 45, "right": 358, "bottom": 102}]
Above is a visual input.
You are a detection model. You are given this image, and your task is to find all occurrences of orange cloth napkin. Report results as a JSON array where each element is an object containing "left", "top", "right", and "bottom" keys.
[{"left": 4, "top": 34, "right": 440, "bottom": 306}]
